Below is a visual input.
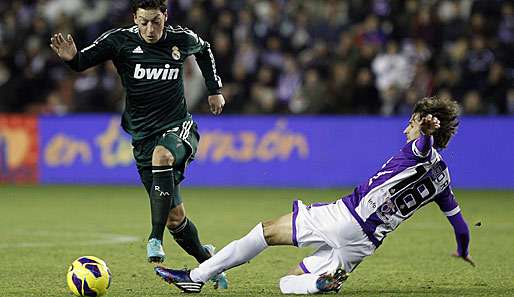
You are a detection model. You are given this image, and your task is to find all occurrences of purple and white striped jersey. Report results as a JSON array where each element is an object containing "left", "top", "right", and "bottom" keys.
[{"left": 342, "top": 135, "right": 461, "bottom": 248}]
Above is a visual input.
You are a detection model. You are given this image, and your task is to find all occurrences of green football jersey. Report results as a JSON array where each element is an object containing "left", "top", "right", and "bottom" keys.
[{"left": 66, "top": 25, "right": 222, "bottom": 141}]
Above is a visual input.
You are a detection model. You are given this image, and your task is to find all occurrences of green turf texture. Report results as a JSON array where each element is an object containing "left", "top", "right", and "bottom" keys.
[{"left": 0, "top": 186, "right": 513, "bottom": 296}]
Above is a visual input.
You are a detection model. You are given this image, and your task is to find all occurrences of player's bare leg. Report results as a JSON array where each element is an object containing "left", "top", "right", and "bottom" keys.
[
  {"left": 166, "top": 203, "right": 185, "bottom": 228},
  {"left": 262, "top": 213, "right": 294, "bottom": 245}
]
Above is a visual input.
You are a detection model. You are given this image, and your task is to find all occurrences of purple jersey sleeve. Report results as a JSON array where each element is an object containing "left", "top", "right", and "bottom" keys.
[
  {"left": 434, "top": 186, "right": 460, "bottom": 214},
  {"left": 435, "top": 186, "right": 470, "bottom": 257},
  {"left": 414, "top": 135, "right": 433, "bottom": 157},
  {"left": 447, "top": 212, "right": 470, "bottom": 257},
  {"left": 401, "top": 135, "right": 433, "bottom": 159}
]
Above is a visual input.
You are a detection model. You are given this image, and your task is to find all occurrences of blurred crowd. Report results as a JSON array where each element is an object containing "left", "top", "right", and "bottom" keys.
[{"left": 0, "top": 0, "right": 513, "bottom": 115}]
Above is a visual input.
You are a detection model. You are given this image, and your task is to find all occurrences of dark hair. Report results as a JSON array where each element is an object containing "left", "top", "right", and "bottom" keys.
[
  {"left": 131, "top": 0, "right": 167, "bottom": 14},
  {"left": 413, "top": 96, "right": 461, "bottom": 149}
]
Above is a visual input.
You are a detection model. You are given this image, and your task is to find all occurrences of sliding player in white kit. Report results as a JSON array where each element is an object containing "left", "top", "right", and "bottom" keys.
[{"left": 155, "top": 97, "right": 474, "bottom": 294}]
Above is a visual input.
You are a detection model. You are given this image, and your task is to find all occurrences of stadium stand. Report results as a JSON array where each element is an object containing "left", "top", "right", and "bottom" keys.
[{"left": 0, "top": 0, "right": 513, "bottom": 115}]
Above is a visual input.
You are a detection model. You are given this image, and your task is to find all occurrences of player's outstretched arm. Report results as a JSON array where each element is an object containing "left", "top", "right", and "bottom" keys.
[
  {"left": 447, "top": 212, "right": 475, "bottom": 267},
  {"left": 50, "top": 33, "right": 77, "bottom": 61},
  {"left": 435, "top": 188, "right": 475, "bottom": 267}
]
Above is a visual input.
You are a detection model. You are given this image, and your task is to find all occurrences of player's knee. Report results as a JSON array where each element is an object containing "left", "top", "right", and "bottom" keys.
[
  {"left": 152, "top": 146, "right": 174, "bottom": 166},
  {"left": 262, "top": 219, "right": 278, "bottom": 245},
  {"left": 263, "top": 215, "right": 293, "bottom": 245}
]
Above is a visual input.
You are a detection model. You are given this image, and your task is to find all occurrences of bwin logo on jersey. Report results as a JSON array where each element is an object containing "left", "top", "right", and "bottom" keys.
[{"left": 133, "top": 64, "right": 179, "bottom": 80}]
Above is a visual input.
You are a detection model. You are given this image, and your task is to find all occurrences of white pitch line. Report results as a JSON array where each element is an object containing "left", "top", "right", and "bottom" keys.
[{"left": 0, "top": 233, "right": 138, "bottom": 249}]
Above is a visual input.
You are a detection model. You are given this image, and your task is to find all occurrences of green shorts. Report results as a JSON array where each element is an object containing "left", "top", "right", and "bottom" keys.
[{"left": 133, "top": 119, "right": 200, "bottom": 186}]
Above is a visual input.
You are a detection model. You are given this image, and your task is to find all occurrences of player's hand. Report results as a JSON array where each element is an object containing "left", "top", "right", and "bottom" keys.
[
  {"left": 208, "top": 94, "right": 225, "bottom": 115},
  {"left": 50, "top": 33, "right": 77, "bottom": 61},
  {"left": 452, "top": 251, "right": 476, "bottom": 267},
  {"left": 420, "top": 114, "right": 440, "bottom": 136}
]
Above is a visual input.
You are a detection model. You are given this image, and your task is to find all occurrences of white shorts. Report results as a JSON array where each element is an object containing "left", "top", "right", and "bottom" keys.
[{"left": 292, "top": 199, "right": 375, "bottom": 275}]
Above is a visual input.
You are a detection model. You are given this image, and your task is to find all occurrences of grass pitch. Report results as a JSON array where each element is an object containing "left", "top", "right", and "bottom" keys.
[{"left": 0, "top": 186, "right": 513, "bottom": 297}]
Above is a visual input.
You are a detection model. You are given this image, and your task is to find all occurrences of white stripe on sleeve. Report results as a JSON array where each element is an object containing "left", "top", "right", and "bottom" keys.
[
  {"left": 412, "top": 140, "right": 431, "bottom": 158},
  {"left": 444, "top": 206, "right": 461, "bottom": 217}
]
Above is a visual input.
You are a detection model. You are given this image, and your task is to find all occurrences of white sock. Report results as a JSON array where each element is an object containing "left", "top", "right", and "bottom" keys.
[
  {"left": 279, "top": 274, "right": 320, "bottom": 294},
  {"left": 190, "top": 223, "right": 268, "bottom": 283}
]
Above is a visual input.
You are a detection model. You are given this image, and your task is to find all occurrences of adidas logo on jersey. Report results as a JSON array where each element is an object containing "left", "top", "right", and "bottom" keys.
[
  {"left": 133, "top": 64, "right": 179, "bottom": 80},
  {"left": 132, "top": 46, "right": 144, "bottom": 54}
]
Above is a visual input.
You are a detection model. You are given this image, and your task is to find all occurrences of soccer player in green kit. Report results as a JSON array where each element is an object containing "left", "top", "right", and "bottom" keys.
[{"left": 50, "top": 0, "right": 228, "bottom": 288}]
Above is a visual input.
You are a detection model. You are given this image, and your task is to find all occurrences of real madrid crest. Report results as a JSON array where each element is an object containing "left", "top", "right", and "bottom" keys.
[{"left": 171, "top": 46, "right": 181, "bottom": 60}]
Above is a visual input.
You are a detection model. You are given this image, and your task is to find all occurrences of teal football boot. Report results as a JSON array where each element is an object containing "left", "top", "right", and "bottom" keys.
[
  {"left": 147, "top": 238, "right": 165, "bottom": 263},
  {"left": 315, "top": 268, "right": 349, "bottom": 293}
]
